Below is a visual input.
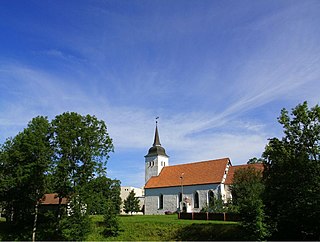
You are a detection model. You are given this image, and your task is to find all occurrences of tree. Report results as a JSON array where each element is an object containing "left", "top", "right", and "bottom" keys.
[
  {"left": 123, "top": 190, "right": 140, "bottom": 215},
  {"left": 83, "top": 176, "right": 121, "bottom": 215},
  {"left": 231, "top": 166, "right": 269, "bottom": 241},
  {"left": 0, "top": 112, "right": 115, "bottom": 240},
  {"left": 58, "top": 198, "right": 92, "bottom": 241},
  {"left": 200, "top": 195, "right": 231, "bottom": 213},
  {"left": 51, "top": 112, "right": 114, "bottom": 240},
  {"left": 82, "top": 176, "right": 121, "bottom": 237},
  {"left": 263, "top": 101, "right": 320, "bottom": 240},
  {"left": 103, "top": 199, "right": 120, "bottom": 237},
  {"left": 247, "top": 157, "right": 264, "bottom": 164},
  {"left": 0, "top": 116, "right": 53, "bottom": 241},
  {"left": 51, "top": 112, "right": 113, "bottom": 195}
]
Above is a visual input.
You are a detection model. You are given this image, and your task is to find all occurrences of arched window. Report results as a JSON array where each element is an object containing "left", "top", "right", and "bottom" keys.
[
  {"left": 159, "top": 194, "right": 163, "bottom": 209},
  {"left": 194, "top": 192, "right": 199, "bottom": 208},
  {"left": 208, "top": 190, "right": 214, "bottom": 206}
]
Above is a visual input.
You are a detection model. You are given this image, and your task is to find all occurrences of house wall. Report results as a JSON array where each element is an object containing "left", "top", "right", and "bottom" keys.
[{"left": 144, "top": 183, "right": 221, "bottom": 215}]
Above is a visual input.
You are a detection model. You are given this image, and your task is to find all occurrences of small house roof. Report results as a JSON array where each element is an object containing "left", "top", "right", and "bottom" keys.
[{"left": 40, "top": 193, "right": 68, "bottom": 205}]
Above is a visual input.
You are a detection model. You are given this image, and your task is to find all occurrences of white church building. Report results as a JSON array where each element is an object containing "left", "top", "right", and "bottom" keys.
[{"left": 144, "top": 124, "right": 263, "bottom": 215}]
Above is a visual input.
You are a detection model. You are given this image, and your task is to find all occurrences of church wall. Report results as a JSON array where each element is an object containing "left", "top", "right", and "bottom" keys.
[
  {"left": 145, "top": 184, "right": 221, "bottom": 215},
  {"left": 145, "top": 155, "right": 169, "bottom": 183},
  {"left": 224, "top": 184, "right": 232, "bottom": 201}
]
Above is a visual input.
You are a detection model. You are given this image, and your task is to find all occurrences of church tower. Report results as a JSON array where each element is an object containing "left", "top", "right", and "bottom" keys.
[{"left": 145, "top": 122, "right": 169, "bottom": 184}]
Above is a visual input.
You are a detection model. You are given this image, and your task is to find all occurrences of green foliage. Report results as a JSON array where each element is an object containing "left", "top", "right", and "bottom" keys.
[
  {"left": 34, "top": 210, "right": 61, "bottom": 241},
  {"left": 247, "top": 157, "right": 264, "bottom": 164},
  {"left": 50, "top": 112, "right": 114, "bottom": 239},
  {"left": 103, "top": 199, "right": 120, "bottom": 237},
  {"left": 0, "top": 112, "right": 115, "bottom": 241},
  {"left": 59, "top": 206, "right": 91, "bottom": 241},
  {"left": 231, "top": 167, "right": 269, "bottom": 240},
  {"left": 51, "top": 112, "right": 114, "bottom": 196},
  {"left": 123, "top": 190, "right": 140, "bottom": 215},
  {"left": 0, "top": 116, "right": 52, "bottom": 240},
  {"left": 200, "top": 195, "right": 232, "bottom": 213},
  {"left": 84, "top": 176, "right": 121, "bottom": 215},
  {"left": 263, "top": 102, "right": 320, "bottom": 240}
]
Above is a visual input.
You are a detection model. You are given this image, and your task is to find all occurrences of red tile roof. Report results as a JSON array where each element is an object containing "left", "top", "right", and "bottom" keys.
[
  {"left": 40, "top": 193, "right": 68, "bottom": 205},
  {"left": 224, "top": 163, "right": 264, "bottom": 185},
  {"left": 145, "top": 158, "right": 230, "bottom": 189}
]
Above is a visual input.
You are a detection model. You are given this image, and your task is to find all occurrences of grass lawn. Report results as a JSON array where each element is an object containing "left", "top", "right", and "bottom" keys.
[
  {"left": 87, "top": 214, "right": 242, "bottom": 241},
  {"left": 0, "top": 214, "right": 242, "bottom": 241}
]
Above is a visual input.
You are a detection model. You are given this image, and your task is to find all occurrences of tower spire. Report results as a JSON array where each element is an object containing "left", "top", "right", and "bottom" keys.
[
  {"left": 145, "top": 117, "right": 168, "bottom": 158},
  {"left": 153, "top": 117, "right": 161, "bottom": 147},
  {"left": 145, "top": 117, "right": 169, "bottom": 184}
]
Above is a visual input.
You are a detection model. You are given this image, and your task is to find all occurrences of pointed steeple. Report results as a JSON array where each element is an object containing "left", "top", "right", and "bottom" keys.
[
  {"left": 145, "top": 120, "right": 168, "bottom": 158},
  {"left": 153, "top": 124, "right": 161, "bottom": 147}
]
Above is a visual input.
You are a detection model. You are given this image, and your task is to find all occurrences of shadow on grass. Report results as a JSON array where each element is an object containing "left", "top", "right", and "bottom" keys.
[{"left": 174, "top": 223, "right": 243, "bottom": 241}]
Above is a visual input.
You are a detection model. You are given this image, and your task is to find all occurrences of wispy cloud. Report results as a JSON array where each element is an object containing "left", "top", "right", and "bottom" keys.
[{"left": 1, "top": 1, "right": 320, "bottom": 187}]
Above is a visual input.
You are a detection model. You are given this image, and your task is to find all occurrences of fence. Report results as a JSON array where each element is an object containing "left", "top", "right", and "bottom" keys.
[{"left": 178, "top": 212, "right": 240, "bottom": 222}]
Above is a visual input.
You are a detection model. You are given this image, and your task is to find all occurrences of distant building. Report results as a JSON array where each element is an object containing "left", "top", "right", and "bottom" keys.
[
  {"left": 40, "top": 193, "right": 68, "bottom": 206},
  {"left": 39, "top": 193, "right": 69, "bottom": 213},
  {"left": 40, "top": 193, "right": 87, "bottom": 216},
  {"left": 120, "top": 186, "right": 144, "bottom": 214},
  {"left": 144, "top": 124, "right": 263, "bottom": 215}
]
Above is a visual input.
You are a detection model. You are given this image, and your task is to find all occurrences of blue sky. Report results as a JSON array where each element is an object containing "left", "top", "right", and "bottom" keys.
[{"left": 1, "top": 0, "right": 320, "bottom": 187}]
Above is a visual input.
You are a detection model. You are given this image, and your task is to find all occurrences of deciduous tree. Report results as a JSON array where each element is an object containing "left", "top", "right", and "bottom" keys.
[
  {"left": 231, "top": 166, "right": 268, "bottom": 241},
  {"left": 0, "top": 112, "right": 115, "bottom": 240},
  {"left": 263, "top": 101, "right": 320, "bottom": 240},
  {"left": 83, "top": 176, "right": 121, "bottom": 215},
  {"left": 0, "top": 116, "right": 53, "bottom": 241},
  {"left": 51, "top": 112, "right": 114, "bottom": 240}
]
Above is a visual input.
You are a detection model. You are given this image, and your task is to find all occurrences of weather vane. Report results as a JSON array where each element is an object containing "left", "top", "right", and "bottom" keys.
[{"left": 156, "top": 116, "right": 159, "bottom": 125}]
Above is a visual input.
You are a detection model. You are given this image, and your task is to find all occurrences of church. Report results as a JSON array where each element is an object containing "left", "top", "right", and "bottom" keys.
[{"left": 144, "top": 124, "right": 263, "bottom": 215}]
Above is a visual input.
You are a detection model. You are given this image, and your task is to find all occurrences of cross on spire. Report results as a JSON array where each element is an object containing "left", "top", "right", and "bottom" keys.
[{"left": 153, "top": 117, "right": 161, "bottom": 147}]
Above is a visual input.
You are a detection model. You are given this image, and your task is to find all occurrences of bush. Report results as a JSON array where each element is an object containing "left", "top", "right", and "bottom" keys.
[
  {"left": 59, "top": 204, "right": 91, "bottom": 241},
  {"left": 231, "top": 167, "right": 269, "bottom": 240},
  {"left": 165, "top": 211, "right": 174, "bottom": 215},
  {"left": 103, "top": 199, "right": 120, "bottom": 237}
]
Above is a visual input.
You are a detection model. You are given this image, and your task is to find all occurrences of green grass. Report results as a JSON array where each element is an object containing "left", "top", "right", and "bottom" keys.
[
  {"left": 87, "top": 214, "right": 242, "bottom": 241},
  {"left": 0, "top": 215, "right": 242, "bottom": 241}
]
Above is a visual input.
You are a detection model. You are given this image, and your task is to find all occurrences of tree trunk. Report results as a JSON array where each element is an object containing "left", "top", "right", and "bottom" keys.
[
  {"left": 32, "top": 201, "right": 39, "bottom": 242},
  {"left": 58, "top": 197, "right": 62, "bottom": 219}
]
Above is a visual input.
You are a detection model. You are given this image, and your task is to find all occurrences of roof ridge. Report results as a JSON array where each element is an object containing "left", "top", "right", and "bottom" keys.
[
  {"left": 232, "top": 163, "right": 264, "bottom": 168},
  {"left": 168, "top": 157, "right": 230, "bottom": 167}
]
